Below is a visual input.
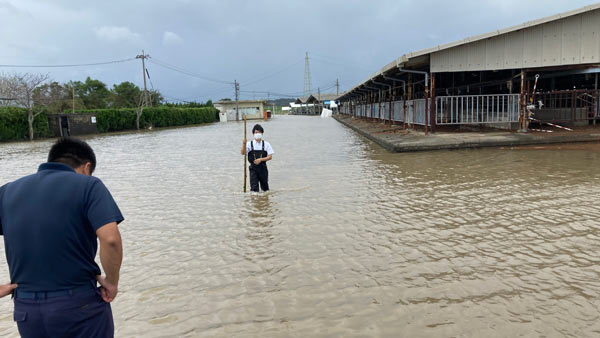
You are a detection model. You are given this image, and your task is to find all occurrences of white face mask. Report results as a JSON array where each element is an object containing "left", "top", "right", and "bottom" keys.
[{"left": 254, "top": 133, "right": 263, "bottom": 140}]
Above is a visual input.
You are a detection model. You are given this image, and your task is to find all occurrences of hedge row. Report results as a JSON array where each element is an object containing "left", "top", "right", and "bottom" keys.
[
  {"left": 0, "top": 107, "right": 50, "bottom": 142},
  {"left": 75, "top": 107, "right": 218, "bottom": 133}
]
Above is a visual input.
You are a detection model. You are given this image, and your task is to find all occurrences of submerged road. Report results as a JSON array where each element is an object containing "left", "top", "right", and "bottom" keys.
[{"left": 1, "top": 115, "right": 600, "bottom": 337}]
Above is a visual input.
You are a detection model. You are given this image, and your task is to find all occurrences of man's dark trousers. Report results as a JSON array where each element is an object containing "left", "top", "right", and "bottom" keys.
[
  {"left": 13, "top": 286, "right": 114, "bottom": 338},
  {"left": 249, "top": 164, "right": 269, "bottom": 192}
]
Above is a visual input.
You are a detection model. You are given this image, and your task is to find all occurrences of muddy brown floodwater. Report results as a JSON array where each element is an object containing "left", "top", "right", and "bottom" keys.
[{"left": 1, "top": 115, "right": 600, "bottom": 337}]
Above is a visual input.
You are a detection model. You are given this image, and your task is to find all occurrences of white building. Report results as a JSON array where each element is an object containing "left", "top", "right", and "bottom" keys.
[{"left": 214, "top": 100, "right": 267, "bottom": 121}]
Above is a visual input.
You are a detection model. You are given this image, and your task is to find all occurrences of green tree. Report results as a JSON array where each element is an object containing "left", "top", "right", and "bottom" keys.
[
  {"left": 34, "top": 81, "right": 86, "bottom": 114},
  {"left": 148, "top": 89, "right": 163, "bottom": 107},
  {"left": 109, "top": 81, "right": 141, "bottom": 108},
  {"left": 71, "top": 77, "right": 110, "bottom": 109}
]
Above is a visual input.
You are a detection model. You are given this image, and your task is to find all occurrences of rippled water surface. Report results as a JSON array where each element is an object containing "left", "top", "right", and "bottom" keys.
[{"left": 1, "top": 115, "right": 600, "bottom": 337}]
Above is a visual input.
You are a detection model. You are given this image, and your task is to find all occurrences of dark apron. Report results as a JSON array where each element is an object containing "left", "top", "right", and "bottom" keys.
[
  {"left": 248, "top": 141, "right": 269, "bottom": 191},
  {"left": 248, "top": 140, "right": 268, "bottom": 169}
]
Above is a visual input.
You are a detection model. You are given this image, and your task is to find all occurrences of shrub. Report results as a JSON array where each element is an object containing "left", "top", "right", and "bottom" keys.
[
  {"left": 0, "top": 107, "right": 49, "bottom": 141},
  {"left": 74, "top": 107, "right": 218, "bottom": 133}
]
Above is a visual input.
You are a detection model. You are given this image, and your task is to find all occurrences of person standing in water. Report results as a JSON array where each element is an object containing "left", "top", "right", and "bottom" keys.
[{"left": 241, "top": 124, "right": 274, "bottom": 192}]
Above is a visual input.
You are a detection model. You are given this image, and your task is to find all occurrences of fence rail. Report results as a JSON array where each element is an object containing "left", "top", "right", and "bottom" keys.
[
  {"left": 436, "top": 94, "right": 520, "bottom": 125},
  {"left": 341, "top": 99, "right": 431, "bottom": 126},
  {"left": 341, "top": 95, "right": 519, "bottom": 126},
  {"left": 339, "top": 90, "right": 600, "bottom": 128}
]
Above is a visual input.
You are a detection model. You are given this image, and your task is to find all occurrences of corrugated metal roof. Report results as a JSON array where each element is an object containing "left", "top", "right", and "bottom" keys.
[
  {"left": 309, "top": 93, "right": 339, "bottom": 102},
  {"left": 296, "top": 96, "right": 311, "bottom": 104},
  {"left": 297, "top": 94, "right": 340, "bottom": 103},
  {"left": 399, "top": 3, "right": 600, "bottom": 66},
  {"left": 340, "top": 3, "right": 600, "bottom": 99}
]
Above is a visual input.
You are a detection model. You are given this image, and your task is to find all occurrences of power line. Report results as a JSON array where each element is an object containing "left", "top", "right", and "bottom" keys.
[
  {"left": 238, "top": 81, "right": 337, "bottom": 99},
  {"left": 239, "top": 89, "right": 303, "bottom": 98},
  {"left": 141, "top": 55, "right": 238, "bottom": 101},
  {"left": 240, "top": 59, "right": 303, "bottom": 86},
  {"left": 147, "top": 58, "right": 233, "bottom": 85},
  {"left": 312, "top": 81, "right": 336, "bottom": 91},
  {"left": 309, "top": 53, "right": 372, "bottom": 72},
  {"left": 200, "top": 83, "right": 236, "bottom": 97},
  {"left": 162, "top": 95, "right": 211, "bottom": 103},
  {"left": 0, "top": 57, "right": 136, "bottom": 68},
  {"left": 318, "top": 84, "right": 337, "bottom": 92}
]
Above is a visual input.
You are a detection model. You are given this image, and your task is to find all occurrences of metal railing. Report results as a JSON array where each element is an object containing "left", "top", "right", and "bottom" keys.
[
  {"left": 341, "top": 99, "right": 431, "bottom": 126},
  {"left": 342, "top": 94, "right": 519, "bottom": 127},
  {"left": 340, "top": 91, "right": 600, "bottom": 128},
  {"left": 436, "top": 94, "right": 519, "bottom": 125}
]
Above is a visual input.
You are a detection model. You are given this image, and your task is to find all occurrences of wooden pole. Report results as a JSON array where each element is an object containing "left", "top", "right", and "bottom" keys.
[
  {"left": 243, "top": 115, "right": 247, "bottom": 193},
  {"left": 141, "top": 51, "right": 149, "bottom": 106},
  {"left": 519, "top": 70, "right": 526, "bottom": 131}
]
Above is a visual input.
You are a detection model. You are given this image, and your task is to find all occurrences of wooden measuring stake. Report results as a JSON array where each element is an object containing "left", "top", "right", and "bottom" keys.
[{"left": 243, "top": 115, "right": 247, "bottom": 193}]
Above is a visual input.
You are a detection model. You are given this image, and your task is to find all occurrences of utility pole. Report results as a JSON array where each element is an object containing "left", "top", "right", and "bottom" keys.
[
  {"left": 135, "top": 50, "right": 150, "bottom": 130},
  {"left": 336, "top": 78, "right": 339, "bottom": 96},
  {"left": 72, "top": 86, "right": 75, "bottom": 113},
  {"left": 234, "top": 80, "right": 240, "bottom": 121},
  {"left": 318, "top": 87, "right": 321, "bottom": 114}
]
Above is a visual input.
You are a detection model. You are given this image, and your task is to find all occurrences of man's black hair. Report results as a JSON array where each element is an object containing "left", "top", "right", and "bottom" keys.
[
  {"left": 48, "top": 137, "right": 97, "bottom": 174},
  {"left": 252, "top": 124, "right": 264, "bottom": 133}
]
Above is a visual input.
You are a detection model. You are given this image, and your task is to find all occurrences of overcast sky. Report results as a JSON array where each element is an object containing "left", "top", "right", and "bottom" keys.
[{"left": 1, "top": 0, "right": 598, "bottom": 101}]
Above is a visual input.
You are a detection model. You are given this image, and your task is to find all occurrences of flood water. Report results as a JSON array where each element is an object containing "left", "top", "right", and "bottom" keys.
[{"left": 1, "top": 115, "right": 600, "bottom": 337}]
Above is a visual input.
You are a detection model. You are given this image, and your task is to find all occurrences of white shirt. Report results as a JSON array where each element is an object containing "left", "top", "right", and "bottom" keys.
[{"left": 246, "top": 140, "right": 274, "bottom": 155}]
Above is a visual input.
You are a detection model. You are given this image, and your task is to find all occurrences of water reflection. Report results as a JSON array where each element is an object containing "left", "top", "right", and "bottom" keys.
[{"left": 243, "top": 193, "right": 277, "bottom": 253}]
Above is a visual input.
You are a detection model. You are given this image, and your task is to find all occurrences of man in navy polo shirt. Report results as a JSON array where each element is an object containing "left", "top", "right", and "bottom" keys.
[{"left": 0, "top": 137, "right": 124, "bottom": 338}]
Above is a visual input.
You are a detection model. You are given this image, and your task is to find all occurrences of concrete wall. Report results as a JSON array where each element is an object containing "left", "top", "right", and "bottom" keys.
[{"left": 48, "top": 114, "right": 98, "bottom": 137}]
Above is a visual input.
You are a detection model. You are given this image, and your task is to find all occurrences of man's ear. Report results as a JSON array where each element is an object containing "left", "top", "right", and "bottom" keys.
[
  {"left": 84, "top": 162, "right": 92, "bottom": 176},
  {"left": 74, "top": 162, "right": 92, "bottom": 176}
]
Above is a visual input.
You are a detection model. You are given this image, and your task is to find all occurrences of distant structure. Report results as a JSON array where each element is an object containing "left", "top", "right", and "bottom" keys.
[
  {"left": 292, "top": 93, "right": 340, "bottom": 115},
  {"left": 304, "top": 52, "right": 312, "bottom": 97},
  {"left": 214, "top": 99, "right": 267, "bottom": 121}
]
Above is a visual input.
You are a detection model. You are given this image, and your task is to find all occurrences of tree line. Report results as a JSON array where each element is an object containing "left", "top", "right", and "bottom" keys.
[{"left": 0, "top": 72, "right": 213, "bottom": 140}]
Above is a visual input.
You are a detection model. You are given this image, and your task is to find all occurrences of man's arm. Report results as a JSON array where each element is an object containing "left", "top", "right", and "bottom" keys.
[
  {"left": 255, "top": 154, "right": 272, "bottom": 164},
  {"left": 96, "top": 222, "right": 122, "bottom": 303},
  {"left": 0, "top": 283, "right": 17, "bottom": 298},
  {"left": 0, "top": 184, "right": 4, "bottom": 236}
]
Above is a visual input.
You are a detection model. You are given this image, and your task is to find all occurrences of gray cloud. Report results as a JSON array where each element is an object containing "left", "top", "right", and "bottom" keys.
[
  {"left": 1, "top": 0, "right": 598, "bottom": 102},
  {"left": 162, "top": 31, "right": 184, "bottom": 46},
  {"left": 95, "top": 26, "right": 142, "bottom": 43}
]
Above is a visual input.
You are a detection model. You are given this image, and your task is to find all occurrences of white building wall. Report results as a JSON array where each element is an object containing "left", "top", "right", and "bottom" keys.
[{"left": 214, "top": 102, "right": 265, "bottom": 121}]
